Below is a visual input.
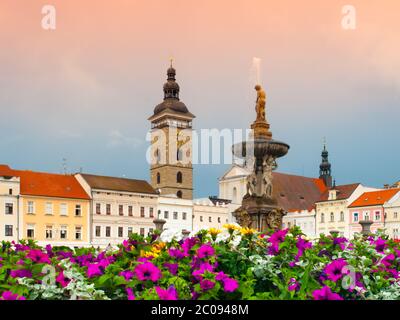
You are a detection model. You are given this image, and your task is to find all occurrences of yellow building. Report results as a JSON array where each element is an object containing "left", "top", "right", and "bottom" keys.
[{"left": 0, "top": 165, "right": 91, "bottom": 247}]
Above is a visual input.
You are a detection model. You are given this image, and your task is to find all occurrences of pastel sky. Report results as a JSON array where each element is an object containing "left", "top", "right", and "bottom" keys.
[{"left": 0, "top": 0, "right": 399, "bottom": 197}]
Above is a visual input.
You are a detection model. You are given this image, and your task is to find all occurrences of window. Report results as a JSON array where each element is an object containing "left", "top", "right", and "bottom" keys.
[
  {"left": 106, "top": 227, "right": 111, "bottom": 237},
  {"left": 140, "top": 207, "right": 145, "bottom": 217},
  {"left": 394, "top": 229, "right": 399, "bottom": 239},
  {"left": 27, "top": 201, "right": 35, "bottom": 214},
  {"left": 45, "top": 202, "right": 53, "bottom": 215},
  {"left": 46, "top": 226, "right": 53, "bottom": 239},
  {"left": 75, "top": 204, "right": 82, "bottom": 217},
  {"left": 218, "top": 217, "right": 221, "bottom": 223},
  {"left": 330, "top": 212, "right": 334, "bottom": 222},
  {"left": 95, "top": 226, "right": 101, "bottom": 237},
  {"left": 140, "top": 228, "right": 145, "bottom": 236},
  {"left": 177, "top": 172, "right": 182, "bottom": 183},
  {"left": 128, "top": 206, "right": 133, "bottom": 217},
  {"left": 200, "top": 216, "right": 203, "bottom": 222},
  {"left": 27, "top": 225, "right": 35, "bottom": 238},
  {"left": 119, "top": 205, "right": 124, "bottom": 216},
  {"left": 5, "top": 225, "right": 13, "bottom": 237},
  {"left": 364, "top": 212, "right": 370, "bottom": 221},
  {"left": 60, "top": 203, "right": 68, "bottom": 216},
  {"left": 182, "top": 212, "right": 187, "bottom": 220},
  {"left": 394, "top": 212, "right": 398, "bottom": 219},
  {"left": 157, "top": 172, "right": 161, "bottom": 184},
  {"left": 177, "top": 148, "right": 183, "bottom": 161},
  {"left": 60, "top": 226, "right": 67, "bottom": 239},
  {"left": 8, "top": 188, "right": 12, "bottom": 195},
  {"left": 375, "top": 211, "right": 381, "bottom": 221},
  {"left": 5, "top": 203, "right": 13, "bottom": 215},
  {"left": 164, "top": 211, "right": 169, "bottom": 219},
  {"left": 177, "top": 190, "right": 182, "bottom": 198},
  {"left": 353, "top": 213, "right": 359, "bottom": 222},
  {"left": 209, "top": 216, "right": 212, "bottom": 223},
  {"left": 118, "top": 227, "right": 123, "bottom": 238},
  {"left": 128, "top": 227, "right": 133, "bottom": 236},
  {"left": 149, "top": 207, "right": 154, "bottom": 218},
  {"left": 75, "top": 226, "right": 82, "bottom": 240},
  {"left": 340, "top": 211, "right": 344, "bottom": 222},
  {"left": 96, "top": 203, "right": 101, "bottom": 215},
  {"left": 173, "top": 212, "right": 178, "bottom": 220},
  {"left": 149, "top": 228, "right": 154, "bottom": 234},
  {"left": 320, "top": 213, "right": 325, "bottom": 223},
  {"left": 288, "top": 222, "right": 292, "bottom": 228},
  {"left": 106, "top": 204, "right": 111, "bottom": 215}
]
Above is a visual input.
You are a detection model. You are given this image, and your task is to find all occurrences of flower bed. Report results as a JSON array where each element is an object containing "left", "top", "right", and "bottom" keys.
[{"left": 0, "top": 225, "right": 399, "bottom": 300}]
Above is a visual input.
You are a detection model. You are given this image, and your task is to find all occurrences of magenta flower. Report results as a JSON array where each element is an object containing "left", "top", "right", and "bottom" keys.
[
  {"left": 119, "top": 270, "right": 135, "bottom": 281},
  {"left": 222, "top": 277, "right": 238, "bottom": 292},
  {"left": 126, "top": 287, "right": 135, "bottom": 300},
  {"left": 288, "top": 278, "right": 300, "bottom": 292},
  {"left": 200, "top": 279, "right": 215, "bottom": 291},
  {"left": 381, "top": 254, "right": 395, "bottom": 268},
  {"left": 156, "top": 286, "right": 178, "bottom": 300},
  {"left": 134, "top": 262, "right": 162, "bottom": 282},
  {"left": 312, "top": 286, "right": 343, "bottom": 300},
  {"left": 56, "top": 271, "right": 70, "bottom": 288},
  {"left": 10, "top": 269, "right": 32, "bottom": 278},
  {"left": 0, "top": 291, "right": 26, "bottom": 300},
  {"left": 163, "top": 263, "right": 179, "bottom": 275},
  {"left": 87, "top": 263, "right": 104, "bottom": 278},
  {"left": 196, "top": 244, "right": 215, "bottom": 259},
  {"left": 295, "top": 238, "right": 312, "bottom": 261},
  {"left": 333, "top": 237, "right": 348, "bottom": 250},
  {"left": 373, "top": 238, "right": 387, "bottom": 253},
  {"left": 27, "top": 249, "right": 51, "bottom": 264},
  {"left": 324, "top": 258, "right": 348, "bottom": 282},
  {"left": 169, "top": 248, "right": 186, "bottom": 260},
  {"left": 182, "top": 237, "right": 198, "bottom": 255},
  {"left": 192, "top": 262, "right": 214, "bottom": 280},
  {"left": 268, "top": 229, "right": 288, "bottom": 255}
]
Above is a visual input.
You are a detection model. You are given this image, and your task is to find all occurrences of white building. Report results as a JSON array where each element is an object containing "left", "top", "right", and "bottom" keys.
[
  {"left": 0, "top": 167, "right": 20, "bottom": 242},
  {"left": 157, "top": 195, "right": 193, "bottom": 232},
  {"left": 383, "top": 191, "right": 400, "bottom": 239},
  {"left": 76, "top": 173, "right": 159, "bottom": 247},
  {"left": 193, "top": 197, "right": 231, "bottom": 230},
  {"left": 283, "top": 209, "right": 316, "bottom": 238}
]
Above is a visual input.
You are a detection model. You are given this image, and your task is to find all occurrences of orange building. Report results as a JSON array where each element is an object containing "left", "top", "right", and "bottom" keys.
[{"left": 0, "top": 165, "right": 91, "bottom": 247}]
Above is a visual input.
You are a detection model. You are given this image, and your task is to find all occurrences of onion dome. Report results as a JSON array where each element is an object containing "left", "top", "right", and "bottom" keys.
[{"left": 153, "top": 65, "right": 189, "bottom": 115}]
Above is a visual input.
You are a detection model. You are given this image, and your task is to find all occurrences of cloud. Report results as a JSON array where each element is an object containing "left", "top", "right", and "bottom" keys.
[{"left": 106, "top": 130, "right": 143, "bottom": 149}]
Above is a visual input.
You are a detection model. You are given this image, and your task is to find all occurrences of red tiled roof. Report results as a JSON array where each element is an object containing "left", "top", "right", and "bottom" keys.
[
  {"left": 349, "top": 189, "right": 400, "bottom": 208},
  {"left": 0, "top": 164, "right": 16, "bottom": 177},
  {"left": 317, "top": 183, "right": 360, "bottom": 202},
  {"left": 272, "top": 172, "right": 327, "bottom": 212},
  {"left": 80, "top": 173, "right": 158, "bottom": 195},
  {"left": 0, "top": 165, "right": 90, "bottom": 200}
]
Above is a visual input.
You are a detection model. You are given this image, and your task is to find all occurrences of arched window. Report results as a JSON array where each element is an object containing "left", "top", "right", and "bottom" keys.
[
  {"left": 321, "top": 213, "right": 325, "bottom": 223},
  {"left": 330, "top": 212, "right": 335, "bottom": 222},
  {"left": 156, "top": 172, "right": 160, "bottom": 184},
  {"left": 177, "top": 171, "right": 182, "bottom": 183},
  {"left": 155, "top": 149, "right": 161, "bottom": 164},
  {"left": 177, "top": 190, "right": 183, "bottom": 199},
  {"left": 177, "top": 148, "right": 183, "bottom": 161},
  {"left": 232, "top": 187, "right": 238, "bottom": 203}
]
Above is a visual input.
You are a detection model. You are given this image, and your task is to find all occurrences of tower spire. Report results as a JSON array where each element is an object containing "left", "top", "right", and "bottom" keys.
[{"left": 319, "top": 139, "right": 332, "bottom": 188}]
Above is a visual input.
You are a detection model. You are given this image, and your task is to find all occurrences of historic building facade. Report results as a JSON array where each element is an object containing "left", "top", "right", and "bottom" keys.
[
  {"left": 76, "top": 173, "right": 158, "bottom": 247},
  {"left": 0, "top": 166, "right": 20, "bottom": 242},
  {"left": 383, "top": 191, "right": 400, "bottom": 239},
  {"left": 348, "top": 189, "right": 400, "bottom": 237},
  {"left": 315, "top": 183, "right": 377, "bottom": 238},
  {"left": 157, "top": 195, "right": 193, "bottom": 232},
  {"left": 148, "top": 65, "right": 195, "bottom": 200},
  {"left": 193, "top": 198, "right": 230, "bottom": 230},
  {"left": 0, "top": 165, "right": 91, "bottom": 246}
]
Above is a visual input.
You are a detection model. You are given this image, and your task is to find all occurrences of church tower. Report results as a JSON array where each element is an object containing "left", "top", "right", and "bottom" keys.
[
  {"left": 148, "top": 63, "right": 195, "bottom": 200},
  {"left": 319, "top": 142, "right": 333, "bottom": 188}
]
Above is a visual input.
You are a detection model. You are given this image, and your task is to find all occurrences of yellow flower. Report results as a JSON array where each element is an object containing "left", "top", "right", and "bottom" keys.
[
  {"left": 223, "top": 224, "right": 241, "bottom": 232},
  {"left": 240, "top": 227, "right": 257, "bottom": 236},
  {"left": 209, "top": 228, "right": 221, "bottom": 236}
]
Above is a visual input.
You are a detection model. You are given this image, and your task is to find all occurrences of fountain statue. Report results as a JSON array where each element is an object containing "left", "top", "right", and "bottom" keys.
[{"left": 232, "top": 84, "right": 290, "bottom": 232}]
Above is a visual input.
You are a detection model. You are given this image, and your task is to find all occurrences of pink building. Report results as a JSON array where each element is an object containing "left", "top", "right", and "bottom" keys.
[{"left": 348, "top": 189, "right": 400, "bottom": 237}]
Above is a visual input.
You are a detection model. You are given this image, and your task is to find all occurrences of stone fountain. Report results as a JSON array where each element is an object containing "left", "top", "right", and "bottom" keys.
[{"left": 232, "top": 84, "right": 289, "bottom": 232}]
